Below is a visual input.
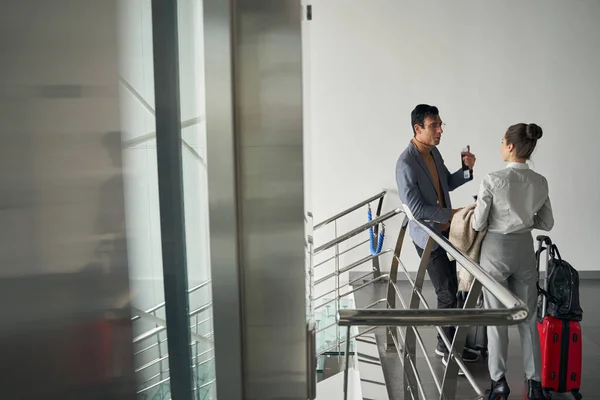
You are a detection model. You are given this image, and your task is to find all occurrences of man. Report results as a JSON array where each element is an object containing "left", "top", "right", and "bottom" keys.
[{"left": 395, "top": 104, "right": 478, "bottom": 365}]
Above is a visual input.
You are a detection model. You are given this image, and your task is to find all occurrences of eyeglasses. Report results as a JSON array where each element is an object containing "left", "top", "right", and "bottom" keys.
[{"left": 421, "top": 122, "right": 446, "bottom": 130}]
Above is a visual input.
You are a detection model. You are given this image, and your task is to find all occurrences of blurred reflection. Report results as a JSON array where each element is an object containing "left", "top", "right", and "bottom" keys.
[
  {"left": 0, "top": 0, "right": 136, "bottom": 398},
  {"left": 88, "top": 131, "right": 127, "bottom": 275}
]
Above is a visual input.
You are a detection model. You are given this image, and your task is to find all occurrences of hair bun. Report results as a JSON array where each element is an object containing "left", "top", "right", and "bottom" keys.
[{"left": 525, "top": 123, "right": 543, "bottom": 140}]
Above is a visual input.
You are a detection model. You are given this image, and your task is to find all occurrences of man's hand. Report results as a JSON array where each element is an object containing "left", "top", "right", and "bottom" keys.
[
  {"left": 461, "top": 145, "right": 476, "bottom": 170},
  {"left": 441, "top": 208, "right": 464, "bottom": 232},
  {"left": 450, "top": 207, "right": 463, "bottom": 220}
]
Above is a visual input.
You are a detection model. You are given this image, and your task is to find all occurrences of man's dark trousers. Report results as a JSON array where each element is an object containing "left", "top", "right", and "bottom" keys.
[{"left": 414, "top": 235, "right": 458, "bottom": 352}]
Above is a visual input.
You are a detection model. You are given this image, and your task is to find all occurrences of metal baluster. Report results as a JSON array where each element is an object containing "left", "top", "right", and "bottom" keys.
[
  {"left": 404, "top": 236, "right": 434, "bottom": 400},
  {"left": 309, "top": 233, "right": 315, "bottom": 324},
  {"left": 441, "top": 279, "right": 483, "bottom": 399},
  {"left": 154, "top": 310, "right": 164, "bottom": 398},
  {"left": 342, "top": 326, "right": 352, "bottom": 400},
  {"left": 195, "top": 313, "right": 200, "bottom": 400},
  {"left": 334, "top": 220, "right": 341, "bottom": 358},
  {"left": 386, "top": 215, "right": 408, "bottom": 349}
]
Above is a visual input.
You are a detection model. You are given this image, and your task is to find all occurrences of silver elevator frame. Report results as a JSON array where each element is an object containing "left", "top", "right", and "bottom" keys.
[{"left": 204, "top": 1, "right": 307, "bottom": 399}]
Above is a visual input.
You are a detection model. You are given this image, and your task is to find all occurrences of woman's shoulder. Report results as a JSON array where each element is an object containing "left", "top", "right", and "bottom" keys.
[
  {"left": 527, "top": 167, "right": 548, "bottom": 178},
  {"left": 483, "top": 167, "right": 548, "bottom": 189},
  {"left": 481, "top": 169, "right": 510, "bottom": 187},
  {"left": 528, "top": 169, "right": 550, "bottom": 188},
  {"left": 514, "top": 165, "right": 549, "bottom": 183}
]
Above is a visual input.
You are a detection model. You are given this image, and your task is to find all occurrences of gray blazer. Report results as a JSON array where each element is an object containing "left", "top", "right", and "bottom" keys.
[{"left": 395, "top": 141, "right": 472, "bottom": 250}]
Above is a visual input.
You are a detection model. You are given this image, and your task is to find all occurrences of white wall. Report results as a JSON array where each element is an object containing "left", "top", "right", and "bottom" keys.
[{"left": 308, "top": 0, "right": 600, "bottom": 274}]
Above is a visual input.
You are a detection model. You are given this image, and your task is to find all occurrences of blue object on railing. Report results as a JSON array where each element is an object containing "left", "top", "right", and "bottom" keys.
[{"left": 367, "top": 207, "right": 385, "bottom": 255}]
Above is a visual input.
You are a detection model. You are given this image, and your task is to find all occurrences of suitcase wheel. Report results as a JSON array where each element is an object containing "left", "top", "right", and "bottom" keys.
[{"left": 571, "top": 389, "right": 582, "bottom": 400}]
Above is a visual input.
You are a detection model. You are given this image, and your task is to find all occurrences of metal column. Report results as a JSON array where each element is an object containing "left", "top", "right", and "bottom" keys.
[
  {"left": 204, "top": 0, "right": 308, "bottom": 399},
  {"left": 151, "top": 0, "right": 194, "bottom": 398},
  {"left": 203, "top": 0, "right": 245, "bottom": 398}
]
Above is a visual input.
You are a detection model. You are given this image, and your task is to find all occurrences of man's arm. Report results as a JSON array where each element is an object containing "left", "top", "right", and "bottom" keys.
[
  {"left": 396, "top": 160, "right": 452, "bottom": 223},
  {"left": 444, "top": 148, "right": 476, "bottom": 191},
  {"left": 447, "top": 168, "right": 473, "bottom": 191}
]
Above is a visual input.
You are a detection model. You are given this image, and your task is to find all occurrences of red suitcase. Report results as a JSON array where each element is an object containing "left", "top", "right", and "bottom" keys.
[
  {"left": 536, "top": 236, "right": 582, "bottom": 399},
  {"left": 537, "top": 317, "right": 582, "bottom": 395}
]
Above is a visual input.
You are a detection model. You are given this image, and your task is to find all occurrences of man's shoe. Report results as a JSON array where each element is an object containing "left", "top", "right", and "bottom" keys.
[
  {"left": 460, "top": 348, "right": 479, "bottom": 363},
  {"left": 442, "top": 348, "right": 479, "bottom": 364},
  {"left": 434, "top": 342, "right": 446, "bottom": 357}
]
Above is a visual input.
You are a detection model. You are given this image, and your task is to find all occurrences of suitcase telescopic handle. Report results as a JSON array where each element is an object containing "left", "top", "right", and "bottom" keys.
[
  {"left": 536, "top": 236, "right": 552, "bottom": 319},
  {"left": 536, "top": 235, "right": 552, "bottom": 245}
]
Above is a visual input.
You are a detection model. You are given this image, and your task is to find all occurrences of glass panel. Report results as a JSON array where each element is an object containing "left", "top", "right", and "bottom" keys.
[
  {"left": 118, "top": 0, "right": 213, "bottom": 397},
  {"left": 117, "top": 0, "right": 172, "bottom": 396},
  {"left": 177, "top": 1, "right": 216, "bottom": 399},
  {"left": 119, "top": 0, "right": 216, "bottom": 399}
]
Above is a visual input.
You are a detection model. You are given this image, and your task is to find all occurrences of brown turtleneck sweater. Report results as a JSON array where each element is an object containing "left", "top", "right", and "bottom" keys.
[{"left": 412, "top": 139, "right": 446, "bottom": 208}]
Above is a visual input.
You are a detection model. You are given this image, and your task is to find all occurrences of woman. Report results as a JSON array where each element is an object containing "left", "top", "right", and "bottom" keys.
[{"left": 472, "top": 123, "right": 554, "bottom": 400}]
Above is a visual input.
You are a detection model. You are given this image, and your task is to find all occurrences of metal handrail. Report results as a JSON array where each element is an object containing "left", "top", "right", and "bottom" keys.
[
  {"left": 337, "top": 204, "right": 530, "bottom": 400},
  {"left": 315, "top": 274, "right": 389, "bottom": 312},
  {"left": 314, "top": 208, "right": 402, "bottom": 254},
  {"left": 403, "top": 204, "right": 527, "bottom": 313},
  {"left": 337, "top": 213, "right": 528, "bottom": 326},
  {"left": 338, "top": 307, "right": 526, "bottom": 327},
  {"left": 310, "top": 191, "right": 391, "bottom": 369},
  {"left": 131, "top": 279, "right": 212, "bottom": 322},
  {"left": 131, "top": 279, "right": 216, "bottom": 396},
  {"left": 314, "top": 191, "right": 386, "bottom": 230},
  {"left": 132, "top": 306, "right": 214, "bottom": 345},
  {"left": 314, "top": 250, "right": 392, "bottom": 286},
  {"left": 133, "top": 308, "right": 215, "bottom": 395},
  {"left": 313, "top": 238, "right": 369, "bottom": 269}
]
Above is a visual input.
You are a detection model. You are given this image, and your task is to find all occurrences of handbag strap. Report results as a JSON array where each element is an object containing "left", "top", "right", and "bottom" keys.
[{"left": 549, "top": 243, "right": 562, "bottom": 261}]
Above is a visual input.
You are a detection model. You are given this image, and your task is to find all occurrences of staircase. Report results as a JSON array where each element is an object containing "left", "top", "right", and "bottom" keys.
[
  {"left": 309, "top": 190, "right": 530, "bottom": 400},
  {"left": 128, "top": 190, "right": 528, "bottom": 400},
  {"left": 130, "top": 280, "right": 216, "bottom": 399}
]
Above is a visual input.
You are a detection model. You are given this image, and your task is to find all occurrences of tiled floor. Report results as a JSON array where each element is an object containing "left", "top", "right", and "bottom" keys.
[{"left": 354, "top": 280, "right": 598, "bottom": 400}]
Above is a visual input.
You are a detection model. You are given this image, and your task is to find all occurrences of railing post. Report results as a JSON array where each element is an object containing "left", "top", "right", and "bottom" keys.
[
  {"left": 403, "top": 236, "right": 434, "bottom": 400},
  {"left": 371, "top": 218, "right": 381, "bottom": 280},
  {"left": 371, "top": 248, "right": 381, "bottom": 279},
  {"left": 441, "top": 279, "right": 483, "bottom": 400},
  {"left": 370, "top": 196, "right": 385, "bottom": 279},
  {"left": 306, "top": 321, "right": 317, "bottom": 400},
  {"left": 154, "top": 310, "right": 164, "bottom": 396},
  {"left": 343, "top": 326, "right": 352, "bottom": 400},
  {"left": 195, "top": 314, "right": 200, "bottom": 399},
  {"left": 334, "top": 220, "right": 341, "bottom": 356},
  {"left": 386, "top": 216, "right": 408, "bottom": 350}
]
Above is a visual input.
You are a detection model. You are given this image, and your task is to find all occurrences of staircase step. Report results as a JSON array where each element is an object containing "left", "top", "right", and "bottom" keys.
[{"left": 354, "top": 332, "right": 389, "bottom": 400}]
